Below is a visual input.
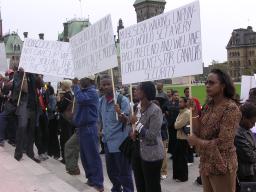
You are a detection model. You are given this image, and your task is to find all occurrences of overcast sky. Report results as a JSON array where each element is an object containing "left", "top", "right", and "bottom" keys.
[{"left": 2, "top": 0, "right": 256, "bottom": 66}]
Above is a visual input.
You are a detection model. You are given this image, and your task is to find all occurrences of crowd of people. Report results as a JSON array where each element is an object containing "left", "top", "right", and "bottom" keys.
[{"left": 1, "top": 67, "right": 256, "bottom": 192}]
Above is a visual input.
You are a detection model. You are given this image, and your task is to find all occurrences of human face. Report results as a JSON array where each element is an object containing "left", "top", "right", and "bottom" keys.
[
  {"left": 173, "top": 93, "right": 179, "bottom": 101},
  {"left": 184, "top": 89, "right": 189, "bottom": 98},
  {"left": 136, "top": 85, "right": 145, "bottom": 101},
  {"left": 157, "top": 83, "right": 163, "bottom": 92},
  {"left": 167, "top": 91, "right": 172, "bottom": 99},
  {"left": 205, "top": 73, "right": 225, "bottom": 98},
  {"left": 179, "top": 98, "right": 186, "bottom": 109},
  {"left": 100, "top": 79, "right": 113, "bottom": 96}
]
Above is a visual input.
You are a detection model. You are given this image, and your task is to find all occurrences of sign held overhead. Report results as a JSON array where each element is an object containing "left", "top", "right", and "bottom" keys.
[{"left": 120, "top": 1, "right": 203, "bottom": 84}]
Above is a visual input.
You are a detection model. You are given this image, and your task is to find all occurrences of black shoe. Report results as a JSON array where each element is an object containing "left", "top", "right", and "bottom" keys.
[
  {"left": 14, "top": 154, "right": 22, "bottom": 161},
  {"left": 86, "top": 180, "right": 94, "bottom": 187},
  {"left": 195, "top": 176, "right": 202, "bottom": 185},
  {"left": 31, "top": 157, "right": 41, "bottom": 163},
  {"left": 8, "top": 140, "right": 16, "bottom": 147},
  {"left": 100, "top": 150, "right": 105, "bottom": 154},
  {"left": 0, "top": 142, "right": 4, "bottom": 147},
  {"left": 60, "top": 159, "right": 65, "bottom": 164}
]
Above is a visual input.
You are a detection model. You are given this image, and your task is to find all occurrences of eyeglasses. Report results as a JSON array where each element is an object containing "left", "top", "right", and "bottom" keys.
[{"left": 204, "top": 80, "right": 217, "bottom": 86}]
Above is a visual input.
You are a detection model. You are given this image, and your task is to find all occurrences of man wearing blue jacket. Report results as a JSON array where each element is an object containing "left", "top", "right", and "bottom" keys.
[
  {"left": 99, "top": 75, "right": 134, "bottom": 192},
  {"left": 72, "top": 75, "right": 104, "bottom": 192}
]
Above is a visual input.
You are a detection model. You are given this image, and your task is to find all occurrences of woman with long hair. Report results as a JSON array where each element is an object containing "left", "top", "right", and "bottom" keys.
[{"left": 188, "top": 69, "right": 241, "bottom": 192}]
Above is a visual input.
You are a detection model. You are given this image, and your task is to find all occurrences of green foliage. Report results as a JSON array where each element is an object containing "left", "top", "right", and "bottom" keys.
[{"left": 164, "top": 83, "right": 241, "bottom": 105}]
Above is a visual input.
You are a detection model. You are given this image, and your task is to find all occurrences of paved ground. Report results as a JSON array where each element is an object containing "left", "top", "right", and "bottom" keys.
[{"left": 0, "top": 143, "right": 203, "bottom": 192}]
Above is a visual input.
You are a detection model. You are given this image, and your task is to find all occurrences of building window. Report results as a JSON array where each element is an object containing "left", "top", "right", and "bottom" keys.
[{"left": 249, "top": 60, "right": 252, "bottom": 66}]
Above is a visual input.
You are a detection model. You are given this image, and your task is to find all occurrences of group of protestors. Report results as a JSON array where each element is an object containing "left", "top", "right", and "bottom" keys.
[{"left": 1, "top": 67, "right": 256, "bottom": 192}]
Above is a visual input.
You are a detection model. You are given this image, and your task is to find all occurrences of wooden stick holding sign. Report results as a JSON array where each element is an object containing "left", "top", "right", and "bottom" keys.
[
  {"left": 17, "top": 72, "right": 26, "bottom": 107},
  {"left": 130, "top": 84, "right": 134, "bottom": 115},
  {"left": 71, "top": 98, "right": 76, "bottom": 113},
  {"left": 189, "top": 76, "right": 193, "bottom": 135},
  {"left": 110, "top": 68, "right": 118, "bottom": 120}
]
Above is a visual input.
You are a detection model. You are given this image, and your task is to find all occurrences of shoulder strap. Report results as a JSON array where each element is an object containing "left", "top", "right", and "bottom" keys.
[
  {"left": 117, "top": 94, "right": 126, "bottom": 131},
  {"left": 117, "top": 94, "right": 123, "bottom": 109}
]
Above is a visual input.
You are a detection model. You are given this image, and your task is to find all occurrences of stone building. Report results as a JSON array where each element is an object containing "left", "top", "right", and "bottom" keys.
[
  {"left": 227, "top": 26, "right": 256, "bottom": 81},
  {"left": 58, "top": 18, "right": 90, "bottom": 42},
  {"left": 133, "top": 0, "right": 166, "bottom": 22}
]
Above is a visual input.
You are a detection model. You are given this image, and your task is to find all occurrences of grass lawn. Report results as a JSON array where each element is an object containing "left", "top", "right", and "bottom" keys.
[{"left": 164, "top": 83, "right": 241, "bottom": 105}]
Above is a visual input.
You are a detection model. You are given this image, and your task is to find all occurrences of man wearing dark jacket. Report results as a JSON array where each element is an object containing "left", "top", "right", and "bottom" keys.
[
  {"left": 72, "top": 75, "right": 104, "bottom": 192},
  {"left": 14, "top": 72, "right": 40, "bottom": 163}
]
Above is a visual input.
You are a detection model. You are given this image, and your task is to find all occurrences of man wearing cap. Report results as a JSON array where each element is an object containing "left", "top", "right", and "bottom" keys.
[{"left": 72, "top": 75, "right": 104, "bottom": 192}]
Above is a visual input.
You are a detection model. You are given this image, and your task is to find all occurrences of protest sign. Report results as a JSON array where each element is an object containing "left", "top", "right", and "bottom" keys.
[
  {"left": 241, "top": 75, "right": 256, "bottom": 102},
  {"left": 70, "top": 14, "right": 118, "bottom": 79},
  {"left": 120, "top": 1, "right": 202, "bottom": 84},
  {"left": 43, "top": 75, "right": 63, "bottom": 83},
  {"left": 19, "top": 38, "right": 74, "bottom": 78},
  {"left": 0, "top": 43, "right": 8, "bottom": 73}
]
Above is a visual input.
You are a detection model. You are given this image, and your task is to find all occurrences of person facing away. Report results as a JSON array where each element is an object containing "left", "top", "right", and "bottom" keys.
[
  {"left": 98, "top": 75, "right": 134, "bottom": 192},
  {"left": 235, "top": 102, "right": 256, "bottom": 182},
  {"left": 72, "top": 75, "right": 104, "bottom": 192}
]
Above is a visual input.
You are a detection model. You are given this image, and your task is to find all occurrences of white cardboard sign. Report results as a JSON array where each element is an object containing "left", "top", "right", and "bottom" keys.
[
  {"left": 19, "top": 38, "right": 74, "bottom": 78},
  {"left": 241, "top": 75, "right": 256, "bottom": 102},
  {"left": 120, "top": 1, "right": 203, "bottom": 84},
  {"left": 70, "top": 15, "right": 118, "bottom": 79},
  {"left": 0, "top": 43, "right": 8, "bottom": 73}
]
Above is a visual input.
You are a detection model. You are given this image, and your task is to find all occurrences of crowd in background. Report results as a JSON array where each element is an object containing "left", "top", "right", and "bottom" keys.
[{"left": 1, "top": 68, "right": 256, "bottom": 192}]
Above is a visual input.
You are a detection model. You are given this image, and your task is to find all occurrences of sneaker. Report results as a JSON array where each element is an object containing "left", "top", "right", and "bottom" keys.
[
  {"left": 188, "top": 163, "right": 193, "bottom": 166},
  {"left": 42, "top": 153, "right": 49, "bottom": 160},
  {"left": 161, "top": 175, "right": 167, "bottom": 180},
  {"left": 39, "top": 154, "right": 47, "bottom": 161}
]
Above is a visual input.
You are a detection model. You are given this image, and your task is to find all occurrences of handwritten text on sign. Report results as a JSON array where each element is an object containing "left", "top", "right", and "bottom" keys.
[
  {"left": 70, "top": 15, "right": 118, "bottom": 79},
  {"left": 120, "top": 1, "right": 202, "bottom": 84},
  {"left": 19, "top": 38, "right": 74, "bottom": 78}
]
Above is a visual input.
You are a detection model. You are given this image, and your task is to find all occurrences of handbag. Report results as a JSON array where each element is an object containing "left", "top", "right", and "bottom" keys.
[
  {"left": 183, "top": 125, "right": 190, "bottom": 135},
  {"left": 238, "top": 182, "right": 256, "bottom": 192},
  {"left": 119, "top": 137, "right": 134, "bottom": 162}
]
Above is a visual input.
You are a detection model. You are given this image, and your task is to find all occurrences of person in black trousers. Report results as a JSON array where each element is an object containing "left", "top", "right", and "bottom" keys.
[
  {"left": 173, "top": 97, "right": 190, "bottom": 182},
  {"left": 130, "top": 82, "right": 164, "bottom": 192},
  {"left": 57, "top": 80, "right": 74, "bottom": 163},
  {"left": 47, "top": 85, "right": 60, "bottom": 159}
]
